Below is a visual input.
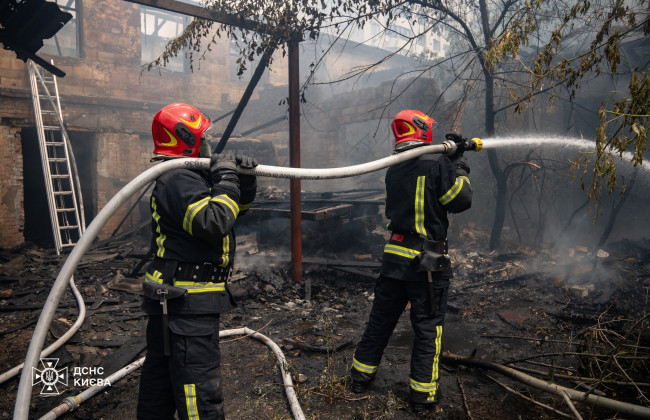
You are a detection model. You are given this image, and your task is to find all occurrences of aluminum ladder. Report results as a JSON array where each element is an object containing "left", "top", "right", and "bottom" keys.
[{"left": 28, "top": 60, "right": 85, "bottom": 254}]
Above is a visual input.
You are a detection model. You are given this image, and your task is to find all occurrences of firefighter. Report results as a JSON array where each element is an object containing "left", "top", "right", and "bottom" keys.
[
  {"left": 349, "top": 109, "right": 472, "bottom": 413},
  {"left": 136, "top": 103, "right": 257, "bottom": 420}
]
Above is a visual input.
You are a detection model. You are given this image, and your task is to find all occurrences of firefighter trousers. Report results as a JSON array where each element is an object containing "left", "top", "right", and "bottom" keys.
[
  {"left": 351, "top": 274, "right": 449, "bottom": 403},
  {"left": 137, "top": 314, "right": 224, "bottom": 420}
]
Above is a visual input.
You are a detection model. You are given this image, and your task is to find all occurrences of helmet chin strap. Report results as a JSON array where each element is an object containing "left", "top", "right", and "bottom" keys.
[{"left": 198, "top": 136, "right": 213, "bottom": 158}]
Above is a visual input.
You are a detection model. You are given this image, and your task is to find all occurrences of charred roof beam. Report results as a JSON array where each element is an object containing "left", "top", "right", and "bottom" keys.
[{"left": 123, "top": 0, "right": 270, "bottom": 34}]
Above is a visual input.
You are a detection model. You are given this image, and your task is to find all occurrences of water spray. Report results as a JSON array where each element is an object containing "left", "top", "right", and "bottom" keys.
[
  {"left": 478, "top": 135, "right": 649, "bottom": 172},
  {"left": 13, "top": 141, "right": 482, "bottom": 419}
]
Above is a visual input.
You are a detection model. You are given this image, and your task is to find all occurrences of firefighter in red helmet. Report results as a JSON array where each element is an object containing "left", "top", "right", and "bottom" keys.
[
  {"left": 350, "top": 110, "right": 472, "bottom": 413},
  {"left": 137, "top": 103, "right": 257, "bottom": 420}
]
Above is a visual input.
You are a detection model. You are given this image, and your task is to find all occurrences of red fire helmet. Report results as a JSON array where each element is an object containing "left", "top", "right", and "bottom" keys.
[
  {"left": 152, "top": 103, "right": 211, "bottom": 158},
  {"left": 391, "top": 109, "right": 435, "bottom": 146}
]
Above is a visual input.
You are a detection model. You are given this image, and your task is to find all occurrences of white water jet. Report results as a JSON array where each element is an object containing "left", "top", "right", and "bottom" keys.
[{"left": 480, "top": 135, "right": 650, "bottom": 172}]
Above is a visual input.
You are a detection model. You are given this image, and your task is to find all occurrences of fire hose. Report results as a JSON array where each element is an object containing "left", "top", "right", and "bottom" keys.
[
  {"left": 37, "top": 328, "right": 303, "bottom": 420},
  {"left": 12, "top": 138, "right": 481, "bottom": 419}
]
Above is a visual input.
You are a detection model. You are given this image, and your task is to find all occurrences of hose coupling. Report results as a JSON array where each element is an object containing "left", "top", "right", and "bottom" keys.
[
  {"left": 441, "top": 139, "right": 457, "bottom": 155},
  {"left": 64, "top": 396, "right": 80, "bottom": 411}
]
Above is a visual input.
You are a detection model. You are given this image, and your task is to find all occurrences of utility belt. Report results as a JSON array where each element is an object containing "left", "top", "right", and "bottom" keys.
[
  {"left": 414, "top": 239, "right": 450, "bottom": 273},
  {"left": 147, "top": 257, "right": 232, "bottom": 285},
  {"left": 143, "top": 258, "right": 231, "bottom": 356},
  {"left": 422, "top": 238, "right": 448, "bottom": 255},
  {"left": 415, "top": 239, "right": 450, "bottom": 316},
  {"left": 174, "top": 261, "right": 232, "bottom": 284}
]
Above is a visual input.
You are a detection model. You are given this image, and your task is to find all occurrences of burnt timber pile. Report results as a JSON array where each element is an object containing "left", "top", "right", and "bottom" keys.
[{"left": 0, "top": 194, "right": 648, "bottom": 419}]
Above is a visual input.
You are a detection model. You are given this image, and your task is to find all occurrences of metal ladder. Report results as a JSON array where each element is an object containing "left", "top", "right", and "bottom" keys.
[{"left": 28, "top": 60, "right": 85, "bottom": 254}]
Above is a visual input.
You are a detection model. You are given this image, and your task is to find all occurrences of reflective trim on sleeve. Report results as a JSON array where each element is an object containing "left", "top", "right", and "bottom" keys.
[
  {"left": 219, "top": 235, "right": 230, "bottom": 267},
  {"left": 384, "top": 243, "right": 420, "bottom": 259},
  {"left": 183, "top": 196, "right": 211, "bottom": 235},
  {"left": 184, "top": 383, "right": 199, "bottom": 419},
  {"left": 438, "top": 176, "right": 469, "bottom": 206},
  {"left": 415, "top": 175, "right": 427, "bottom": 237},
  {"left": 151, "top": 197, "right": 166, "bottom": 258},
  {"left": 144, "top": 270, "right": 164, "bottom": 284},
  {"left": 210, "top": 194, "right": 240, "bottom": 218},
  {"left": 240, "top": 202, "right": 252, "bottom": 211},
  {"left": 352, "top": 356, "right": 378, "bottom": 374},
  {"left": 174, "top": 281, "right": 226, "bottom": 293}
]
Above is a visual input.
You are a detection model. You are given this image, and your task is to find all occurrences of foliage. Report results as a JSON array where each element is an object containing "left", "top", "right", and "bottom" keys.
[
  {"left": 489, "top": 0, "right": 649, "bottom": 204},
  {"left": 144, "top": 1, "right": 324, "bottom": 75},
  {"left": 149, "top": 0, "right": 648, "bottom": 211}
]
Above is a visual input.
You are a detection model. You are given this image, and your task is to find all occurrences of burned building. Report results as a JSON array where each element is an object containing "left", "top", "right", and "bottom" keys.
[{"left": 0, "top": 0, "right": 446, "bottom": 251}]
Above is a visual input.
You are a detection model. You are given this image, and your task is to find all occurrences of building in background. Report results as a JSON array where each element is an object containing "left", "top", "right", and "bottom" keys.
[{"left": 0, "top": 0, "right": 445, "bottom": 250}]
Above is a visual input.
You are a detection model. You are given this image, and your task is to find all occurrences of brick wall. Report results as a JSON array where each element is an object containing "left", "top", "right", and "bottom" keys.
[
  {"left": 95, "top": 133, "right": 155, "bottom": 239},
  {"left": 0, "top": 0, "right": 449, "bottom": 248},
  {"left": 0, "top": 126, "right": 24, "bottom": 247}
]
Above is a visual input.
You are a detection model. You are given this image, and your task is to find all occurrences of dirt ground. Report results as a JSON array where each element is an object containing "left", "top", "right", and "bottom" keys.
[{"left": 0, "top": 222, "right": 649, "bottom": 420}]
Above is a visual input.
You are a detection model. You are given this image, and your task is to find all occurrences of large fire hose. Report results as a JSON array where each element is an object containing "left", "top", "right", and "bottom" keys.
[
  {"left": 37, "top": 328, "right": 304, "bottom": 420},
  {"left": 13, "top": 139, "right": 481, "bottom": 419}
]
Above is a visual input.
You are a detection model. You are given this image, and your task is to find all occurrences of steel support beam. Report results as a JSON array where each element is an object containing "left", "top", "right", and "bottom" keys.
[
  {"left": 123, "top": 0, "right": 261, "bottom": 32},
  {"left": 288, "top": 39, "right": 302, "bottom": 285}
]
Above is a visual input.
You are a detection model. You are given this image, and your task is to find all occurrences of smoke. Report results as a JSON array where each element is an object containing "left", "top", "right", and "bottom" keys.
[
  {"left": 482, "top": 136, "right": 650, "bottom": 173},
  {"left": 457, "top": 134, "right": 650, "bottom": 266}
]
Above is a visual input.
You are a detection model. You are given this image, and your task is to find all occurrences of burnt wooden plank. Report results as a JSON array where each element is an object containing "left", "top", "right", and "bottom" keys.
[{"left": 99, "top": 335, "right": 147, "bottom": 377}]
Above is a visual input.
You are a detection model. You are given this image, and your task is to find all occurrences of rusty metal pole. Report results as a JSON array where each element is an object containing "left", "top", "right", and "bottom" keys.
[{"left": 288, "top": 38, "right": 303, "bottom": 285}]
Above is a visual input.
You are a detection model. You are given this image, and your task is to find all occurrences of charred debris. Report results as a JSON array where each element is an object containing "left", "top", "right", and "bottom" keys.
[{"left": 0, "top": 186, "right": 649, "bottom": 418}]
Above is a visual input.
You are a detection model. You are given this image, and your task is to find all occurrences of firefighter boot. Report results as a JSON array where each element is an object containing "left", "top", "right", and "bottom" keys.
[
  {"left": 411, "top": 389, "right": 442, "bottom": 413},
  {"left": 350, "top": 379, "right": 371, "bottom": 394}
]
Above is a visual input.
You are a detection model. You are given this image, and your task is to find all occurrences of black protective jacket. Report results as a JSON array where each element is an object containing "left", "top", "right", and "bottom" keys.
[
  {"left": 142, "top": 167, "right": 256, "bottom": 315},
  {"left": 380, "top": 152, "right": 472, "bottom": 281}
]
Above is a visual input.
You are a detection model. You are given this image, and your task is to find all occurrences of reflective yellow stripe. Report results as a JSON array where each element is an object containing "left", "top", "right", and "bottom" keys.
[
  {"left": 145, "top": 270, "right": 164, "bottom": 284},
  {"left": 438, "top": 176, "right": 469, "bottom": 206},
  {"left": 220, "top": 235, "right": 230, "bottom": 267},
  {"left": 409, "top": 377, "right": 437, "bottom": 393},
  {"left": 183, "top": 195, "right": 240, "bottom": 236},
  {"left": 415, "top": 175, "right": 427, "bottom": 236},
  {"left": 240, "top": 202, "right": 252, "bottom": 211},
  {"left": 184, "top": 383, "right": 199, "bottom": 419},
  {"left": 384, "top": 243, "right": 420, "bottom": 259},
  {"left": 431, "top": 324, "right": 442, "bottom": 398},
  {"left": 174, "top": 281, "right": 226, "bottom": 293},
  {"left": 183, "top": 196, "right": 211, "bottom": 235},
  {"left": 160, "top": 127, "right": 177, "bottom": 146},
  {"left": 180, "top": 115, "right": 203, "bottom": 129},
  {"left": 409, "top": 325, "right": 443, "bottom": 402},
  {"left": 352, "top": 356, "right": 378, "bottom": 374},
  {"left": 151, "top": 197, "right": 166, "bottom": 258},
  {"left": 210, "top": 194, "right": 240, "bottom": 217}
]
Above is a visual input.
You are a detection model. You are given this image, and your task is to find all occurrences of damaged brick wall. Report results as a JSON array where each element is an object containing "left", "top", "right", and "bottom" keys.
[
  {"left": 0, "top": 0, "right": 444, "bottom": 249},
  {"left": 0, "top": 126, "right": 24, "bottom": 247},
  {"left": 0, "top": 0, "right": 287, "bottom": 247},
  {"left": 95, "top": 133, "right": 155, "bottom": 238}
]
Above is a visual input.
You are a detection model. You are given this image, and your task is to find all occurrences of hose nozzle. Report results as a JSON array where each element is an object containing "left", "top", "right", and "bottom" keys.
[
  {"left": 444, "top": 134, "right": 483, "bottom": 156},
  {"left": 468, "top": 137, "right": 483, "bottom": 152}
]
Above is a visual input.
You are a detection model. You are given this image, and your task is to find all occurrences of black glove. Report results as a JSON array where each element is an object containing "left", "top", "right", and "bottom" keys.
[
  {"left": 445, "top": 132, "right": 467, "bottom": 162},
  {"left": 235, "top": 154, "right": 258, "bottom": 170},
  {"left": 455, "top": 156, "right": 470, "bottom": 176},
  {"left": 210, "top": 153, "right": 240, "bottom": 197},
  {"left": 239, "top": 173, "right": 257, "bottom": 208}
]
